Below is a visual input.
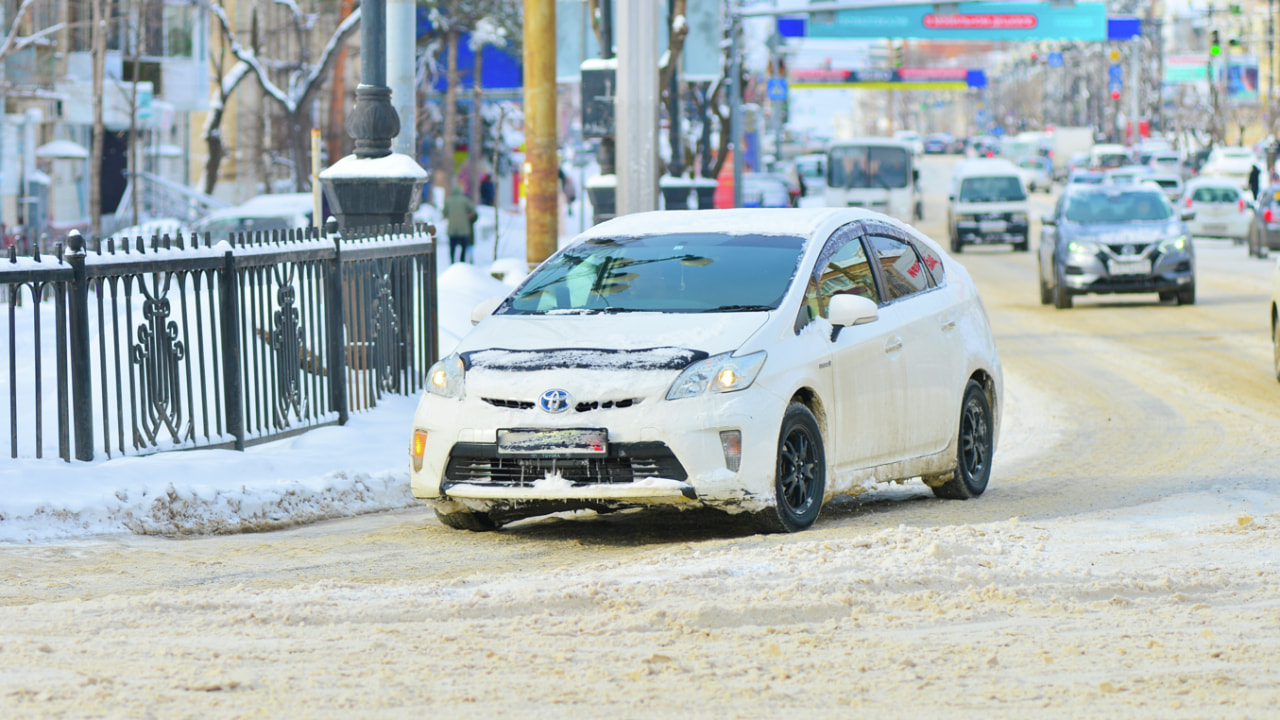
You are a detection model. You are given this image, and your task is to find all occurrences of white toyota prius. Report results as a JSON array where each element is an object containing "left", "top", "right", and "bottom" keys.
[{"left": 410, "top": 208, "right": 1003, "bottom": 533}]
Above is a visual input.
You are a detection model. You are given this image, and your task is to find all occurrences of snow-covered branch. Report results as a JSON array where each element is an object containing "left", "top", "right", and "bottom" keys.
[{"left": 0, "top": 0, "right": 48, "bottom": 65}]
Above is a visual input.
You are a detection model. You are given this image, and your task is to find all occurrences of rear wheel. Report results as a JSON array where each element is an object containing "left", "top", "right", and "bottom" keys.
[
  {"left": 435, "top": 508, "right": 498, "bottom": 532},
  {"left": 931, "top": 380, "right": 994, "bottom": 500},
  {"left": 1249, "top": 226, "right": 1261, "bottom": 257},
  {"left": 1272, "top": 315, "right": 1280, "bottom": 382},
  {"left": 952, "top": 236, "right": 965, "bottom": 253},
  {"left": 1038, "top": 261, "right": 1052, "bottom": 305},
  {"left": 755, "top": 403, "right": 825, "bottom": 534}
]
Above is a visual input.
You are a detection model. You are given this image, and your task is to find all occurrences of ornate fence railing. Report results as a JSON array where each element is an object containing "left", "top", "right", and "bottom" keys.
[{"left": 2, "top": 221, "right": 438, "bottom": 461}]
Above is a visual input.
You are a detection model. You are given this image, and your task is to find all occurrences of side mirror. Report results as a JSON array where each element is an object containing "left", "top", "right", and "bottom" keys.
[
  {"left": 947, "top": 193, "right": 955, "bottom": 201},
  {"left": 912, "top": 168, "right": 920, "bottom": 183},
  {"left": 470, "top": 296, "right": 505, "bottom": 325},
  {"left": 827, "top": 293, "right": 879, "bottom": 328},
  {"left": 1180, "top": 209, "right": 1196, "bottom": 222},
  {"left": 1040, "top": 213, "right": 1057, "bottom": 226}
]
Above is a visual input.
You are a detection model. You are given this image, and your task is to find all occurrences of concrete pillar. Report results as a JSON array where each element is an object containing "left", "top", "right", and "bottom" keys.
[
  {"left": 387, "top": 0, "right": 417, "bottom": 158},
  {"left": 616, "top": 0, "right": 659, "bottom": 215},
  {"left": 524, "top": 0, "right": 558, "bottom": 265}
]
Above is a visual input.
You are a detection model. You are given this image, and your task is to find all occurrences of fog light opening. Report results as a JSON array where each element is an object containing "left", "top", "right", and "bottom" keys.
[
  {"left": 719, "top": 430, "right": 742, "bottom": 472},
  {"left": 411, "top": 429, "right": 428, "bottom": 472}
]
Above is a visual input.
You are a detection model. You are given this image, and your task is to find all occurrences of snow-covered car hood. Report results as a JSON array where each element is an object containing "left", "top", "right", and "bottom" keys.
[
  {"left": 1059, "top": 220, "right": 1184, "bottom": 245},
  {"left": 456, "top": 311, "right": 771, "bottom": 363}
]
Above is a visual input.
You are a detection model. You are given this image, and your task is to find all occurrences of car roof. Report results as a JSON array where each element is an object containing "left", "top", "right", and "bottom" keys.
[
  {"left": 1065, "top": 183, "right": 1164, "bottom": 198},
  {"left": 827, "top": 137, "right": 914, "bottom": 149},
  {"left": 203, "top": 193, "right": 315, "bottom": 221},
  {"left": 953, "top": 158, "right": 1020, "bottom": 177},
  {"left": 1185, "top": 176, "right": 1243, "bottom": 188},
  {"left": 576, "top": 208, "right": 904, "bottom": 244}
]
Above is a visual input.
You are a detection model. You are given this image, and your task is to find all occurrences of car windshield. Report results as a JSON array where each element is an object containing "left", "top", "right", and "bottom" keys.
[
  {"left": 1095, "top": 153, "right": 1128, "bottom": 169},
  {"left": 1064, "top": 190, "right": 1172, "bottom": 223},
  {"left": 959, "top": 176, "right": 1026, "bottom": 202},
  {"left": 1071, "top": 173, "right": 1104, "bottom": 184},
  {"left": 828, "top": 145, "right": 910, "bottom": 189},
  {"left": 502, "top": 233, "right": 806, "bottom": 314}
]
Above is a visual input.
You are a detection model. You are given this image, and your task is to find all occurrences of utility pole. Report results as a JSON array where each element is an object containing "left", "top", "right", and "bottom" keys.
[
  {"left": 523, "top": 0, "right": 557, "bottom": 264},
  {"left": 729, "top": 7, "right": 743, "bottom": 208},
  {"left": 616, "top": 0, "right": 659, "bottom": 215}
]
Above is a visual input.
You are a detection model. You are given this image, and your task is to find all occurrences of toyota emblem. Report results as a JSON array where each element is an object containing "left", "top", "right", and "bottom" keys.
[{"left": 539, "top": 389, "right": 571, "bottom": 413}]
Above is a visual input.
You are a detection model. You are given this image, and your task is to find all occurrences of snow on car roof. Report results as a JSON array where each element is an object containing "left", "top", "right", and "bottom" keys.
[{"left": 575, "top": 208, "right": 880, "bottom": 242}]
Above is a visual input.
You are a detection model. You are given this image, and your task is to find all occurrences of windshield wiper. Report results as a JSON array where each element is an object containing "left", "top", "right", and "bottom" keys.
[{"left": 704, "top": 304, "right": 775, "bottom": 313}]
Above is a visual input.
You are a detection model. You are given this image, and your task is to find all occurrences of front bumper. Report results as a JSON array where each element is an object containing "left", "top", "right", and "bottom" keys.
[
  {"left": 956, "top": 220, "right": 1029, "bottom": 244},
  {"left": 410, "top": 384, "right": 786, "bottom": 510},
  {"left": 1061, "top": 247, "right": 1194, "bottom": 295}
]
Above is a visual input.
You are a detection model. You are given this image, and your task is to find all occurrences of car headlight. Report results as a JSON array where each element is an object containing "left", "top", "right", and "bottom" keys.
[
  {"left": 666, "top": 351, "right": 767, "bottom": 401},
  {"left": 1010, "top": 212, "right": 1029, "bottom": 223},
  {"left": 425, "top": 354, "right": 465, "bottom": 399},
  {"left": 1158, "top": 235, "right": 1188, "bottom": 253},
  {"left": 1068, "top": 240, "right": 1101, "bottom": 255}
]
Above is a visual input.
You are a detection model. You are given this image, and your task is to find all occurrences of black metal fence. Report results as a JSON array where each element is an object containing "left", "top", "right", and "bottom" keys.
[{"left": 3, "top": 221, "right": 438, "bottom": 462}]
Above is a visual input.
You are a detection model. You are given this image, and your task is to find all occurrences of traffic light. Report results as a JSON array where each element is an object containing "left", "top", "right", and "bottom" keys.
[
  {"left": 1030, "top": 50, "right": 1038, "bottom": 62},
  {"left": 1210, "top": 30, "right": 1221, "bottom": 56},
  {"left": 1110, "top": 89, "right": 1121, "bottom": 100}
]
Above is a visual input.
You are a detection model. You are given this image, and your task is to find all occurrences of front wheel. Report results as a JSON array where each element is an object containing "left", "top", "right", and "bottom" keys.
[
  {"left": 1015, "top": 234, "right": 1030, "bottom": 252},
  {"left": 1176, "top": 284, "right": 1196, "bottom": 306},
  {"left": 1272, "top": 316, "right": 1280, "bottom": 383},
  {"left": 931, "top": 380, "right": 994, "bottom": 500},
  {"left": 1038, "top": 261, "right": 1052, "bottom": 305},
  {"left": 435, "top": 508, "right": 499, "bottom": 532},
  {"left": 755, "top": 403, "right": 826, "bottom": 533},
  {"left": 1053, "top": 265, "right": 1073, "bottom": 309}
]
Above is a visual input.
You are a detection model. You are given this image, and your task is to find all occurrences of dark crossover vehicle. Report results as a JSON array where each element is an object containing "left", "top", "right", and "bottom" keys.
[
  {"left": 1247, "top": 185, "right": 1280, "bottom": 258},
  {"left": 1039, "top": 184, "right": 1197, "bottom": 309}
]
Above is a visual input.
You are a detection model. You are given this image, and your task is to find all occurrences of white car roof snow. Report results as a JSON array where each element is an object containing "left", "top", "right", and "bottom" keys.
[{"left": 574, "top": 208, "right": 904, "bottom": 245}]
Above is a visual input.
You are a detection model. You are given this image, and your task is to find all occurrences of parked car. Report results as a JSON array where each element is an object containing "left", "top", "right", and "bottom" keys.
[
  {"left": 410, "top": 208, "right": 1003, "bottom": 533},
  {"left": 1181, "top": 177, "right": 1251, "bottom": 244},
  {"left": 1039, "top": 184, "right": 1197, "bottom": 308},
  {"left": 1247, "top": 186, "right": 1280, "bottom": 258},
  {"left": 189, "top": 193, "right": 315, "bottom": 238},
  {"left": 948, "top": 158, "right": 1030, "bottom": 252},
  {"left": 1271, "top": 261, "right": 1280, "bottom": 381},
  {"left": 1066, "top": 152, "right": 1092, "bottom": 176},
  {"left": 1015, "top": 156, "right": 1053, "bottom": 193}
]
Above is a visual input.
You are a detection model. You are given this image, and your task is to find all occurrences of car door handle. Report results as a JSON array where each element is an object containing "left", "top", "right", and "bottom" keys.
[
  {"left": 940, "top": 318, "right": 957, "bottom": 331},
  {"left": 884, "top": 337, "right": 903, "bottom": 354}
]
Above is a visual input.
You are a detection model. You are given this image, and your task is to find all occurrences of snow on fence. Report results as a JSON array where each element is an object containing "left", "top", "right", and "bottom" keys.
[{"left": 2, "top": 220, "right": 438, "bottom": 462}]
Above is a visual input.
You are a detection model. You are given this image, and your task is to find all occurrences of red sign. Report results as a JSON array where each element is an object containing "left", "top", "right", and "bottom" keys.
[{"left": 923, "top": 14, "right": 1038, "bottom": 30}]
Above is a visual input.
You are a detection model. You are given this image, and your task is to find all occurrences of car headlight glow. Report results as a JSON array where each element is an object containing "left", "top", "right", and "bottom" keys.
[
  {"left": 1068, "top": 240, "right": 1101, "bottom": 255},
  {"left": 1159, "top": 235, "right": 1188, "bottom": 252},
  {"left": 666, "top": 351, "right": 767, "bottom": 400},
  {"left": 425, "top": 354, "right": 465, "bottom": 399}
]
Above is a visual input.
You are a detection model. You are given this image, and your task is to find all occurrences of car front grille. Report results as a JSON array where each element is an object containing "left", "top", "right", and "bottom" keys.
[
  {"left": 443, "top": 441, "right": 688, "bottom": 487},
  {"left": 481, "top": 397, "right": 642, "bottom": 412}
]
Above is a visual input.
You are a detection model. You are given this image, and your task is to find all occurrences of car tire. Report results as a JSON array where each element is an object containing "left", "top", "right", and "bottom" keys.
[
  {"left": 953, "top": 237, "right": 964, "bottom": 254},
  {"left": 1053, "top": 265, "right": 1073, "bottom": 309},
  {"left": 1038, "top": 262, "right": 1052, "bottom": 305},
  {"left": 1015, "top": 234, "right": 1029, "bottom": 252},
  {"left": 931, "top": 380, "right": 994, "bottom": 500},
  {"left": 435, "top": 508, "right": 499, "bottom": 532},
  {"left": 755, "top": 402, "right": 826, "bottom": 534},
  {"left": 1176, "top": 284, "right": 1196, "bottom": 306},
  {"left": 1158, "top": 290, "right": 1175, "bottom": 303},
  {"left": 1273, "top": 315, "right": 1280, "bottom": 383},
  {"left": 1249, "top": 226, "right": 1261, "bottom": 257}
]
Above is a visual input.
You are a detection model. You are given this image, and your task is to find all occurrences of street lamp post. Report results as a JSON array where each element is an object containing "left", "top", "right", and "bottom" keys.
[{"left": 320, "top": 0, "right": 426, "bottom": 231}]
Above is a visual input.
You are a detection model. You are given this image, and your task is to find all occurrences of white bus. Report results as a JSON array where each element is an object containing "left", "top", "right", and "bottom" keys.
[{"left": 824, "top": 138, "right": 922, "bottom": 223}]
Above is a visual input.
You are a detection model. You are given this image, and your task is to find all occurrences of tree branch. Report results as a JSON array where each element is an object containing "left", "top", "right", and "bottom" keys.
[{"left": 0, "top": 0, "right": 47, "bottom": 66}]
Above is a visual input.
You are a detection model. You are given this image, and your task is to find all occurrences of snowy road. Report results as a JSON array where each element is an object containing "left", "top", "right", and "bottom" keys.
[{"left": 2, "top": 156, "right": 1279, "bottom": 718}]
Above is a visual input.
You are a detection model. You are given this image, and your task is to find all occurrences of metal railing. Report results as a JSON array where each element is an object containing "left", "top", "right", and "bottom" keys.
[{"left": 3, "top": 220, "right": 438, "bottom": 462}]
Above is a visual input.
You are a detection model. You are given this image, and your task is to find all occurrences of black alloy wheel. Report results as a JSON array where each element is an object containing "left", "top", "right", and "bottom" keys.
[
  {"left": 756, "top": 403, "right": 826, "bottom": 533},
  {"left": 932, "top": 380, "right": 994, "bottom": 500}
]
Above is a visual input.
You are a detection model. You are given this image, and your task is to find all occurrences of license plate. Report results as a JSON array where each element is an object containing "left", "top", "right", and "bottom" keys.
[
  {"left": 979, "top": 221, "right": 1007, "bottom": 233},
  {"left": 1203, "top": 223, "right": 1227, "bottom": 233},
  {"left": 497, "top": 428, "right": 608, "bottom": 455},
  {"left": 1109, "top": 259, "right": 1151, "bottom": 276}
]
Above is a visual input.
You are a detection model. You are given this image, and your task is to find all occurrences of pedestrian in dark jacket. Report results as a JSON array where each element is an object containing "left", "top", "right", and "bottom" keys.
[
  {"left": 1249, "top": 163, "right": 1261, "bottom": 200},
  {"left": 443, "top": 183, "right": 478, "bottom": 263}
]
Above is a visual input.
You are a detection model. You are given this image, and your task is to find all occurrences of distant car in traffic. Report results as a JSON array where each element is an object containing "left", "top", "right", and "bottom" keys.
[
  {"left": 1271, "top": 262, "right": 1280, "bottom": 381},
  {"left": 948, "top": 159, "right": 1030, "bottom": 252},
  {"left": 1146, "top": 173, "right": 1184, "bottom": 203},
  {"left": 1090, "top": 143, "right": 1130, "bottom": 171},
  {"left": 411, "top": 208, "right": 1004, "bottom": 533},
  {"left": 1038, "top": 184, "right": 1197, "bottom": 308},
  {"left": 923, "top": 133, "right": 954, "bottom": 154},
  {"left": 1147, "top": 151, "right": 1184, "bottom": 177},
  {"left": 1181, "top": 177, "right": 1251, "bottom": 244},
  {"left": 741, "top": 173, "right": 795, "bottom": 208},
  {"left": 1201, "top": 146, "right": 1257, "bottom": 189},
  {"left": 1105, "top": 165, "right": 1154, "bottom": 185},
  {"left": 1247, "top": 186, "right": 1280, "bottom": 258},
  {"left": 893, "top": 130, "right": 925, "bottom": 156},
  {"left": 1015, "top": 156, "right": 1053, "bottom": 193},
  {"left": 1067, "top": 170, "right": 1106, "bottom": 185}
]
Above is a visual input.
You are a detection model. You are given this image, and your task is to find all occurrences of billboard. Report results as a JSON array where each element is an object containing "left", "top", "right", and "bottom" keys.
[{"left": 807, "top": 2, "right": 1108, "bottom": 41}]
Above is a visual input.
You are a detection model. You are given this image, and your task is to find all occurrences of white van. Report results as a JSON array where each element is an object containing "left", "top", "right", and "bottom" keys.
[
  {"left": 947, "top": 158, "right": 1031, "bottom": 252},
  {"left": 824, "top": 138, "right": 921, "bottom": 223}
]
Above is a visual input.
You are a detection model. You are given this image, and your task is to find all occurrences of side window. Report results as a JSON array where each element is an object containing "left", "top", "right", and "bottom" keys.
[
  {"left": 867, "top": 234, "right": 930, "bottom": 302},
  {"left": 799, "top": 225, "right": 880, "bottom": 330},
  {"left": 913, "top": 239, "right": 945, "bottom": 286}
]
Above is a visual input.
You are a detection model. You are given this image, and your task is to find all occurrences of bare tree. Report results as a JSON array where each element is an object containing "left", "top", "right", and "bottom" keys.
[
  {"left": 201, "top": 48, "right": 252, "bottom": 196},
  {"left": 210, "top": 1, "right": 361, "bottom": 191}
]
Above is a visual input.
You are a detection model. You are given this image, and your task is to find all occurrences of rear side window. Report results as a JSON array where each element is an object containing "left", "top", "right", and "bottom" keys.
[
  {"left": 1191, "top": 186, "right": 1240, "bottom": 203},
  {"left": 914, "top": 240, "right": 945, "bottom": 286},
  {"left": 867, "top": 234, "right": 930, "bottom": 302}
]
